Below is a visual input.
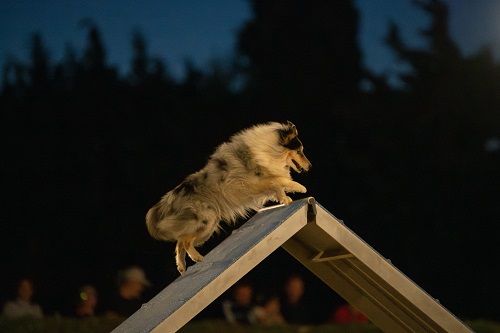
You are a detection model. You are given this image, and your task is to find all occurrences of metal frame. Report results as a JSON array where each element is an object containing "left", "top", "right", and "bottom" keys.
[{"left": 112, "top": 197, "right": 472, "bottom": 333}]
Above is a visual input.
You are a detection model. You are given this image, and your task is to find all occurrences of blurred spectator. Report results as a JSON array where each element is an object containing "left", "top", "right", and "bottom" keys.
[
  {"left": 330, "top": 304, "right": 369, "bottom": 324},
  {"left": 280, "top": 274, "right": 311, "bottom": 324},
  {"left": 2, "top": 278, "right": 43, "bottom": 319},
  {"left": 254, "top": 295, "right": 285, "bottom": 326},
  {"left": 74, "top": 285, "right": 98, "bottom": 317},
  {"left": 106, "top": 266, "right": 151, "bottom": 318},
  {"left": 222, "top": 281, "right": 257, "bottom": 324}
]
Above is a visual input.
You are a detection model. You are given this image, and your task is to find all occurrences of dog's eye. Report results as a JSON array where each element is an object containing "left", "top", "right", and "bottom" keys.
[{"left": 284, "top": 136, "right": 302, "bottom": 150}]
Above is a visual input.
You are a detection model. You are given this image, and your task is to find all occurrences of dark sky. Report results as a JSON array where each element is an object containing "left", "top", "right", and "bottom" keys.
[{"left": 1, "top": 0, "right": 499, "bottom": 82}]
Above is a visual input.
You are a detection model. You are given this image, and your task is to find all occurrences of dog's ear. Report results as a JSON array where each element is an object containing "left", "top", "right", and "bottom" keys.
[
  {"left": 279, "top": 121, "right": 298, "bottom": 144},
  {"left": 286, "top": 120, "right": 298, "bottom": 135},
  {"left": 278, "top": 128, "right": 289, "bottom": 143}
]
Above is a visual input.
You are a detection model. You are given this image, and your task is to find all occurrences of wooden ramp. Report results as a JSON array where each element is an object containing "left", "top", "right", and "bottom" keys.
[{"left": 112, "top": 198, "right": 472, "bottom": 333}]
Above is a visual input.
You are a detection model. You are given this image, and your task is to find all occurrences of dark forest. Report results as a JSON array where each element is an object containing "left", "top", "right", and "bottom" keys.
[{"left": 1, "top": 0, "right": 499, "bottom": 323}]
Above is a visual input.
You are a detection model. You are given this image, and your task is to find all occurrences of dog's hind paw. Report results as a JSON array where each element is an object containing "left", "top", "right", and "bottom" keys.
[
  {"left": 176, "top": 259, "right": 186, "bottom": 274},
  {"left": 177, "top": 265, "right": 186, "bottom": 274}
]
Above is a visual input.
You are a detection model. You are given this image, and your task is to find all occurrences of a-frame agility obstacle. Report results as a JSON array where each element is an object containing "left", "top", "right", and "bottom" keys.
[{"left": 112, "top": 198, "right": 472, "bottom": 333}]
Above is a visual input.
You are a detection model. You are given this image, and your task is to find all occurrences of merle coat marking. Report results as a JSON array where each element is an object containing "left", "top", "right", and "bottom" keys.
[{"left": 146, "top": 121, "right": 311, "bottom": 274}]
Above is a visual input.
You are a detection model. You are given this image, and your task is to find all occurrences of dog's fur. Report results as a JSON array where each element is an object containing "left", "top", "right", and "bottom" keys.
[{"left": 145, "top": 121, "right": 311, "bottom": 273}]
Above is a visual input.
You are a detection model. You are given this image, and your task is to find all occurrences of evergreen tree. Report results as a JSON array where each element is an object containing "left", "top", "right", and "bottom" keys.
[
  {"left": 130, "top": 30, "right": 149, "bottom": 85},
  {"left": 29, "top": 33, "right": 50, "bottom": 89},
  {"left": 53, "top": 43, "right": 79, "bottom": 90},
  {"left": 82, "top": 24, "right": 106, "bottom": 74},
  {"left": 238, "top": 0, "right": 362, "bottom": 108},
  {"left": 2, "top": 58, "right": 14, "bottom": 95},
  {"left": 385, "top": 0, "right": 460, "bottom": 93}
]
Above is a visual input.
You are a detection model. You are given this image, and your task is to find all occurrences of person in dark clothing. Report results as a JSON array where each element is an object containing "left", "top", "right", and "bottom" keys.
[
  {"left": 280, "top": 274, "right": 311, "bottom": 324},
  {"left": 106, "top": 266, "right": 151, "bottom": 318},
  {"left": 222, "top": 281, "right": 257, "bottom": 324},
  {"left": 73, "top": 285, "right": 98, "bottom": 317},
  {"left": 254, "top": 294, "right": 285, "bottom": 326}
]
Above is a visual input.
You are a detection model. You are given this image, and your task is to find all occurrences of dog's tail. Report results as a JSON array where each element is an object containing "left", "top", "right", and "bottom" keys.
[{"left": 145, "top": 203, "right": 167, "bottom": 240}]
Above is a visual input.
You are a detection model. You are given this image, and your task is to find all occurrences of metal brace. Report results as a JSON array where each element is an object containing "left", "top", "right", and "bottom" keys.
[{"left": 312, "top": 249, "right": 354, "bottom": 262}]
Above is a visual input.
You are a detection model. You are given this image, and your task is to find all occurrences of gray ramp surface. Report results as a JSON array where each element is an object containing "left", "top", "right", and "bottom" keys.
[{"left": 112, "top": 199, "right": 310, "bottom": 333}]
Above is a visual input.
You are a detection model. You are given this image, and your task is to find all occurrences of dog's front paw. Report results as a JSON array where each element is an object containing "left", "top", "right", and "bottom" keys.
[
  {"left": 294, "top": 183, "right": 307, "bottom": 193},
  {"left": 279, "top": 195, "right": 293, "bottom": 205},
  {"left": 286, "top": 182, "right": 307, "bottom": 193}
]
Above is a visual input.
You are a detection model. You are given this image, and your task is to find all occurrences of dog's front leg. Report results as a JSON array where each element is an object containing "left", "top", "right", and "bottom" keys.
[
  {"left": 283, "top": 180, "right": 307, "bottom": 194},
  {"left": 274, "top": 179, "right": 307, "bottom": 205},
  {"left": 258, "top": 177, "right": 292, "bottom": 204},
  {"left": 254, "top": 177, "right": 301, "bottom": 205},
  {"left": 274, "top": 188, "right": 293, "bottom": 205}
]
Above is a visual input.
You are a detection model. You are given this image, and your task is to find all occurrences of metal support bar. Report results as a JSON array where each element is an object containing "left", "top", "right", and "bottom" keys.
[{"left": 312, "top": 249, "right": 354, "bottom": 262}]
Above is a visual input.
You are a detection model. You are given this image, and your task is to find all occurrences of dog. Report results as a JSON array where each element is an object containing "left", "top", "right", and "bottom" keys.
[{"left": 145, "top": 121, "right": 311, "bottom": 274}]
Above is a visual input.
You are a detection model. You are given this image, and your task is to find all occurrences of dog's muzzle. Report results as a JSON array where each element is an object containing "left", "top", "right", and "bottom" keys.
[{"left": 292, "top": 158, "right": 311, "bottom": 173}]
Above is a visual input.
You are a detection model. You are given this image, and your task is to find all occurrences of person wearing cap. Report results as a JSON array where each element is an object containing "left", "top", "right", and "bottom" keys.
[{"left": 106, "top": 266, "right": 151, "bottom": 318}]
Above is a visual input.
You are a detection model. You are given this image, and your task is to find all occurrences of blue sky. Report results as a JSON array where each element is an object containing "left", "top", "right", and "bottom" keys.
[{"left": 1, "top": 0, "right": 499, "bottom": 81}]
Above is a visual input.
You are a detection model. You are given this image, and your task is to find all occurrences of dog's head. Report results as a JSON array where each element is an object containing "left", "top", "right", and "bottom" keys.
[{"left": 278, "top": 121, "right": 312, "bottom": 173}]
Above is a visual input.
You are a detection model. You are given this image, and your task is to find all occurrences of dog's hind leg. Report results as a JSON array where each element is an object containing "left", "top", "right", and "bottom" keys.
[
  {"left": 175, "top": 240, "right": 187, "bottom": 274},
  {"left": 185, "top": 236, "right": 204, "bottom": 263}
]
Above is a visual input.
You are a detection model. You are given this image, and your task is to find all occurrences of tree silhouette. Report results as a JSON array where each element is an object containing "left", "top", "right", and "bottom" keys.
[
  {"left": 238, "top": 0, "right": 362, "bottom": 114},
  {"left": 2, "top": 57, "right": 15, "bottom": 95},
  {"left": 1, "top": 57, "right": 28, "bottom": 96},
  {"left": 128, "top": 31, "right": 173, "bottom": 90},
  {"left": 385, "top": 0, "right": 461, "bottom": 93},
  {"left": 82, "top": 24, "right": 106, "bottom": 73},
  {"left": 53, "top": 43, "right": 79, "bottom": 90},
  {"left": 378, "top": 0, "right": 500, "bottom": 319},
  {"left": 130, "top": 30, "right": 149, "bottom": 85},
  {"left": 29, "top": 33, "right": 50, "bottom": 91},
  {"left": 150, "top": 57, "right": 170, "bottom": 85}
]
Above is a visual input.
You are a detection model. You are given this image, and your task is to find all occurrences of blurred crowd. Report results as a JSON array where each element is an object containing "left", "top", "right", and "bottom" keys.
[{"left": 1, "top": 268, "right": 368, "bottom": 326}]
